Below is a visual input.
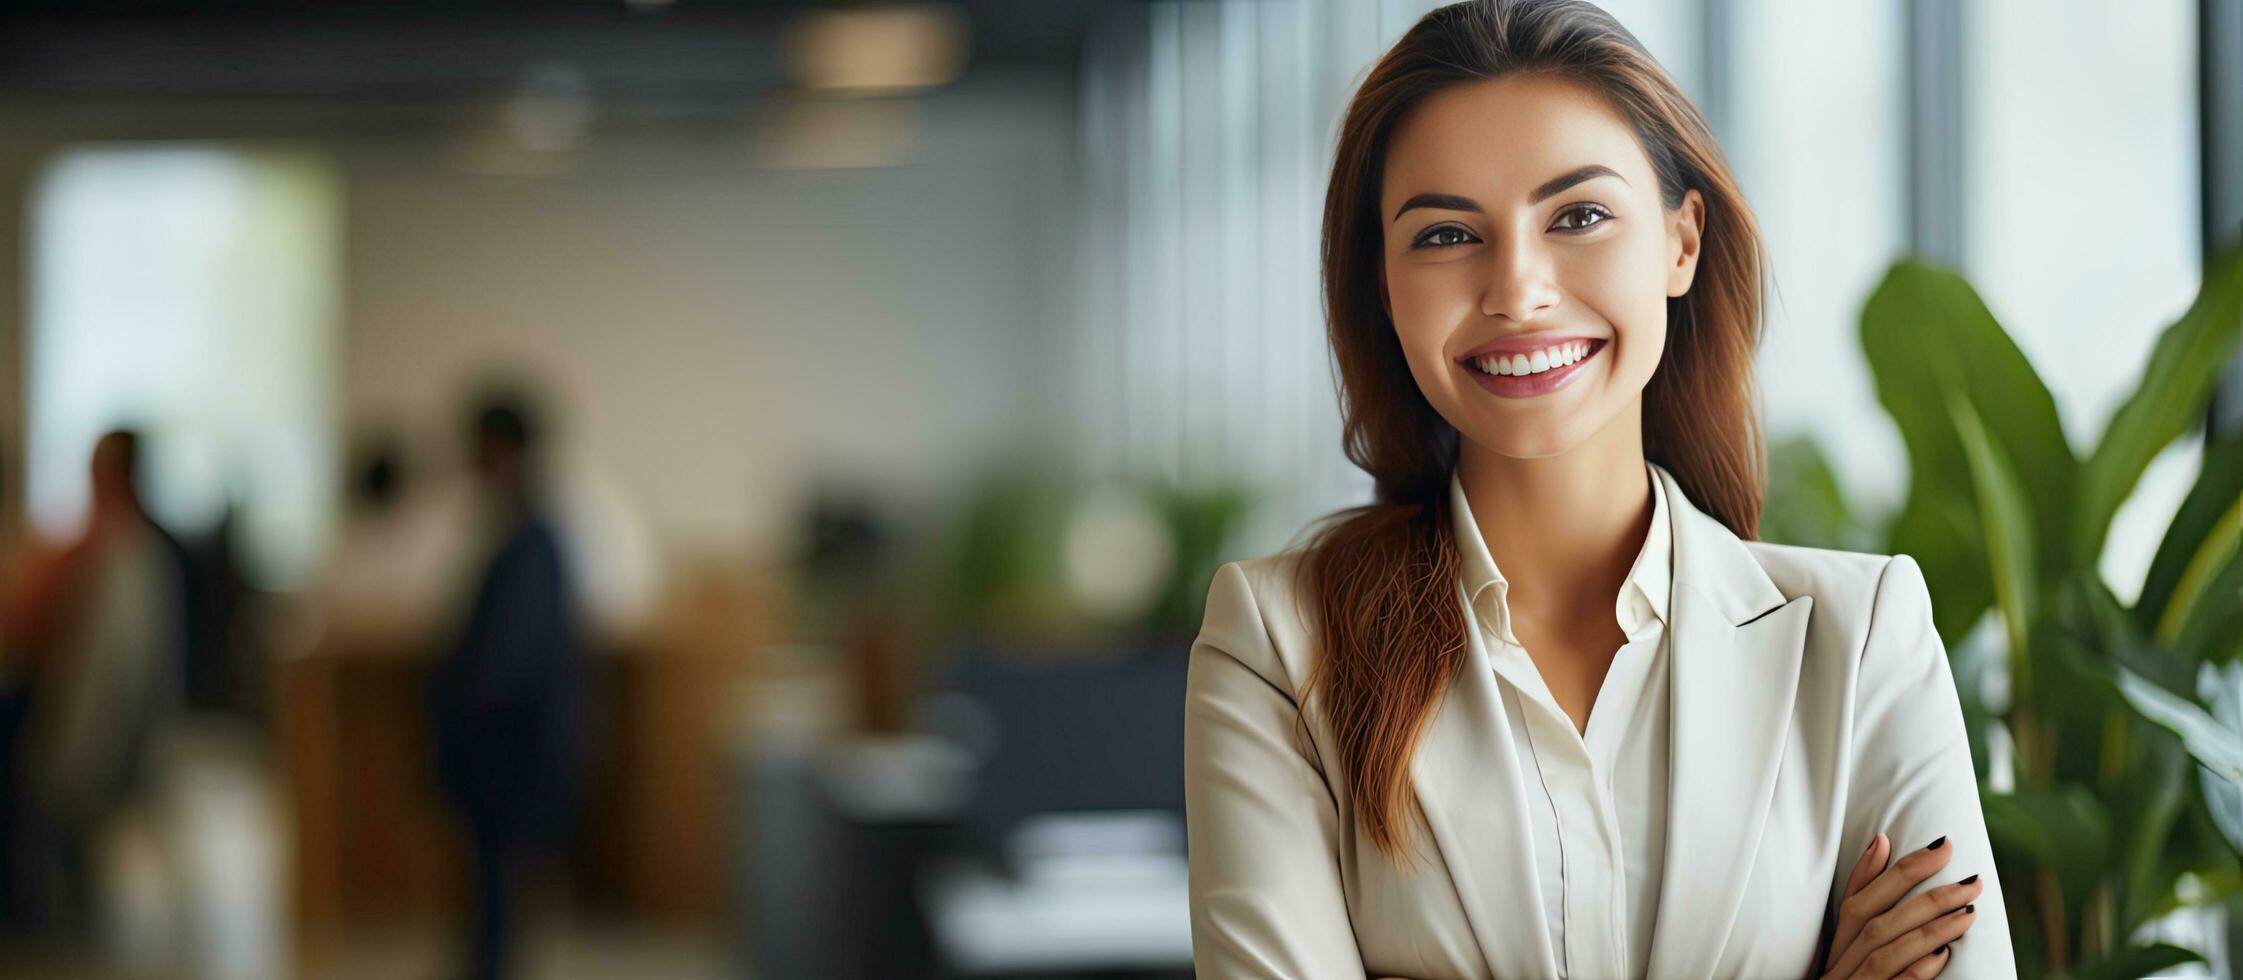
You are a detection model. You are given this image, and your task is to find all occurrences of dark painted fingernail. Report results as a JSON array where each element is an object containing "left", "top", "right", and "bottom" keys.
[
  {"left": 1964, "top": 903, "right": 1975, "bottom": 913},
  {"left": 1959, "top": 873, "right": 1979, "bottom": 885},
  {"left": 1925, "top": 835, "right": 1948, "bottom": 850},
  {"left": 1938, "top": 944, "right": 1950, "bottom": 956}
]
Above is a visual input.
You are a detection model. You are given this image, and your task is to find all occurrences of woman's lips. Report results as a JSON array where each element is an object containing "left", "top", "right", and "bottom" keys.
[{"left": 1459, "top": 338, "right": 1606, "bottom": 399}]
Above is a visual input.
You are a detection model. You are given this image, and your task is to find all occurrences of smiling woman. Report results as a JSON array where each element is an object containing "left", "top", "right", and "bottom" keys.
[{"left": 1181, "top": 2, "right": 2016, "bottom": 978}]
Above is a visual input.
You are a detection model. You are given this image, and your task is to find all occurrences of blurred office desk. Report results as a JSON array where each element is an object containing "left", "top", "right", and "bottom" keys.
[
  {"left": 918, "top": 815, "right": 1193, "bottom": 977},
  {"left": 732, "top": 647, "right": 1195, "bottom": 980},
  {"left": 279, "top": 603, "right": 752, "bottom": 959},
  {"left": 280, "top": 631, "right": 464, "bottom": 941},
  {"left": 732, "top": 669, "right": 958, "bottom": 980}
]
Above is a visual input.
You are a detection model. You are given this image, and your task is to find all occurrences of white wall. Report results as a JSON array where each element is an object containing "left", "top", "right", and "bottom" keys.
[{"left": 340, "top": 74, "right": 1078, "bottom": 562}]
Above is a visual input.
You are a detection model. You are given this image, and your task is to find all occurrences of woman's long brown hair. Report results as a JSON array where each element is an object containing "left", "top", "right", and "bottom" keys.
[{"left": 1296, "top": 0, "right": 1769, "bottom": 866}]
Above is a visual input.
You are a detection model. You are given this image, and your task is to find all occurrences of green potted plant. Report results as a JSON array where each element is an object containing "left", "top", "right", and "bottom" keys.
[{"left": 1852, "top": 244, "right": 2243, "bottom": 977}]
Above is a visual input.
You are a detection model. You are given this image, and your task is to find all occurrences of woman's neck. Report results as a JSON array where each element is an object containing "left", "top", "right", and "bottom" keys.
[{"left": 1454, "top": 425, "right": 1654, "bottom": 622}]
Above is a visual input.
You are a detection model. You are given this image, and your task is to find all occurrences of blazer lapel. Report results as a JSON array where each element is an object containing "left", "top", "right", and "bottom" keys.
[
  {"left": 1409, "top": 587, "right": 1561, "bottom": 979},
  {"left": 1644, "top": 462, "right": 1816, "bottom": 978}
]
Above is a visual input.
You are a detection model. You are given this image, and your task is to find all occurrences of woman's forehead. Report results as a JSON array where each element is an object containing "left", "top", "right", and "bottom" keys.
[{"left": 1381, "top": 76, "right": 1649, "bottom": 206}]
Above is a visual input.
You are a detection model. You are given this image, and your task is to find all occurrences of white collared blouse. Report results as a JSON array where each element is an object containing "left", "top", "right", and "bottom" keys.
[{"left": 1446, "top": 458, "right": 1675, "bottom": 980}]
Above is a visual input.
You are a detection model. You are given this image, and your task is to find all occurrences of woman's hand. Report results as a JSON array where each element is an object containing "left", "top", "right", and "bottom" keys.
[{"left": 1820, "top": 833, "right": 1984, "bottom": 979}]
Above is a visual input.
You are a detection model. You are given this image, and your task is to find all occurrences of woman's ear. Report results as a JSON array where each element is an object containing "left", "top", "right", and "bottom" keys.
[{"left": 1666, "top": 188, "right": 1705, "bottom": 298}]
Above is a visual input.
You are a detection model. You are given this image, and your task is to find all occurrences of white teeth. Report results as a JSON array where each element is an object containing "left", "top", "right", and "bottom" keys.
[{"left": 1475, "top": 340, "right": 1597, "bottom": 377}]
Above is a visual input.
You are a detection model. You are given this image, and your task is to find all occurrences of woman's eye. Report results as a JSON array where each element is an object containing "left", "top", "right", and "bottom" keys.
[
  {"left": 1410, "top": 207, "right": 1609, "bottom": 249},
  {"left": 1554, "top": 204, "right": 1613, "bottom": 231},
  {"left": 1413, "top": 225, "right": 1476, "bottom": 249}
]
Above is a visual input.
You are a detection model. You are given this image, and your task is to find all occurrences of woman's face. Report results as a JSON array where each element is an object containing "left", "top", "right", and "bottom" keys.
[{"left": 1379, "top": 74, "right": 1703, "bottom": 461}]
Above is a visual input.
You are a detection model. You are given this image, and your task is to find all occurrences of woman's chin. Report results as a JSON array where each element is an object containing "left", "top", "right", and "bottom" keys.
[{"left": 1459, "top": 429, "right": 1584, "bottom": 461}]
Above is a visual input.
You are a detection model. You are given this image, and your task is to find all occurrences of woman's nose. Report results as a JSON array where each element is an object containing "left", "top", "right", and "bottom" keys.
[{"left": 1479, "top": 247, "right": 1561, "bottom": 322}]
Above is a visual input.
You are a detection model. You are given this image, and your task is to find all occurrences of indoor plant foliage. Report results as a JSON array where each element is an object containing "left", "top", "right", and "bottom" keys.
[{"left": 1855, "top": 245, "right": 2243, "bottom": 978}]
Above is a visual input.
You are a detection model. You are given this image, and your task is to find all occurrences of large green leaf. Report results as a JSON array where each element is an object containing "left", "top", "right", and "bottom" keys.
[
  {"left": 2079, "top": 245, "right": 2243, "bottom": 564},
  {"left": 1951, "top": 395, "right": 2039, "bottom": 663},
  {"left": 1889, "top": 487, "right": 1995, "bottom": 649},
  {"left": 2068, "top": 942, "right": 2205, "bottom": 980},
  {"left": 1762, "top": 435, "right": 1883, "bottom": 552},
  {"left": 2115, "top": 747, "right": 2191, "bottom": 935},
  {"left": 2198, "top": 662, "right": 2243, "bottom": 854},
  {"left": 2171, "top": 558, "right": 2243, "bottom": 663},
  {"left": 2115, "top": 666, "right": 2243, "bottom": 784},
  {"left": 2031, "top": 623, "right": 2133, "bottom": 787},
  {"left": 1984, "top": 785, "right": 2113, "bottom": 910},
  {"left": 2137, "top": 433, "right": 2243, "bottom": 634},
  {"left": 2169, "top": 554, "right": 2243, "bottom": 667},
  {"left": 1861, "top": 259, "right": 2079, "bottom": 589},
  {"left": 2069, "top": 575, "right": 2193, "bottom": 698}
]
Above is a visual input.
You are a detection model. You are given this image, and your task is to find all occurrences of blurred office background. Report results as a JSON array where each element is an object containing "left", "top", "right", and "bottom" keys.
[{"left": 0, "top": 0, "right": 2236, "bottom": 977}]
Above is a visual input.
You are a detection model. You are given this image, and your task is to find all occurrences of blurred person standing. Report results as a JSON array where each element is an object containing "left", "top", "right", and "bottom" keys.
[
  {"left": 177, "top": 500, "right": 248, "bottom": 720},
  {"left": 0, "top": 443, "right": 100, "bottom": 931},
  {"left": 311, "top": 433, "right": 471, "bottom": 652},
  {"left": 430, "top": 391, "right": 589, "bottom": 980},
  {"left": 13, "top": 430, "right": 184, "bottom": 919},
  {"left": 0, "top": 447, "right": 51, "bottom": 930}
]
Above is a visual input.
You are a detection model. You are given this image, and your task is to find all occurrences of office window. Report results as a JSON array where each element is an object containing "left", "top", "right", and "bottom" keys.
[
  {"left": 1725, "top": 0, "right": 1912, "bottom": 511},
  {"left": 28, "top": 145, "right": 341, "bottom": 587},
  {"left": 1962, "top": 0, "right": 2199, "bottom": 601}
]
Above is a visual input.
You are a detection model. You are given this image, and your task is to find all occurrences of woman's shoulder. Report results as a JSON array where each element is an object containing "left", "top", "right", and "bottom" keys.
[
  {"left": 1212, "top": 547, "right": 1315, "bottom": 601},
  {"left": 1738, "top": 539, "right": 1912, "bottom": 618},
  {"left": 1193, "top": 549, "right": 1320, "bottom": 692},
  {"left": 1739, "top": 541, "right": 1949, "bottom": 677}
]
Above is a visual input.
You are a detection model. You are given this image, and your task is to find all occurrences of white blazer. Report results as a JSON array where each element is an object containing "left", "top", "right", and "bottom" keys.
[{"left": 1183, "top": 461, "right": 2017, "bottom": 979}]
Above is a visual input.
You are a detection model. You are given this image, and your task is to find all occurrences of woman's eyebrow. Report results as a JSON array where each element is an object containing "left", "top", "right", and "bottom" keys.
[{"left": 1390, "top": 164, "right": 1628, "bottom": 222}]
